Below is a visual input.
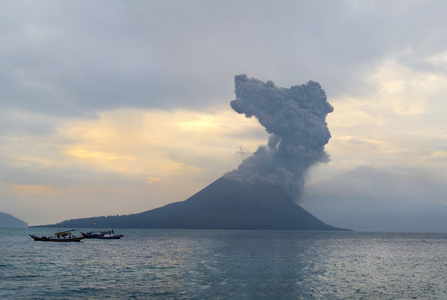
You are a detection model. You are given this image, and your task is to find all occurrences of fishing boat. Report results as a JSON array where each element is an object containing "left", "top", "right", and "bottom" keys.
[
  {"left": 29, "top": 229, "right": 84, "bottom": 242},
  {"left": 81, "top": 229, "right": 123, "bottom": 239}
]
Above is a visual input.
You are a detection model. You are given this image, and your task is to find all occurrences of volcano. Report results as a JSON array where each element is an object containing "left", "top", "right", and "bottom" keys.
[{"left": 42, "top": 178, "right": 346, "bottom": 230}]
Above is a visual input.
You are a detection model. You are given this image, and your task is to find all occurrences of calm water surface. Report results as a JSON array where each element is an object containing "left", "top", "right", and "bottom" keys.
[{"left": 1, "top": 229, "right": 447, "bottom": 299}]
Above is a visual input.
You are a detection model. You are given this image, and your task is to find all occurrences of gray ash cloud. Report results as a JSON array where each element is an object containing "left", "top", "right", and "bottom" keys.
[{"left": 224, "top": 74, "right": 333, "bottom": 201}]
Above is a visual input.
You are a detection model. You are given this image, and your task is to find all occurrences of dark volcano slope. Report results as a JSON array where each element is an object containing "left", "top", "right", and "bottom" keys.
[{"left": 44, "top": 178, "right": 346, "bottom": 230}]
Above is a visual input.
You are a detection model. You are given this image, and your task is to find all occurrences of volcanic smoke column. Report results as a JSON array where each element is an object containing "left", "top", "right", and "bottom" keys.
[{"left": 224, "top": 74, "right": 333, "bottom": 202}]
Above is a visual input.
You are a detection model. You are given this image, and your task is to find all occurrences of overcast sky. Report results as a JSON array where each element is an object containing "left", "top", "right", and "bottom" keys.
[{"left": 2, "top": 1, "right": 447, "bottom": 231}]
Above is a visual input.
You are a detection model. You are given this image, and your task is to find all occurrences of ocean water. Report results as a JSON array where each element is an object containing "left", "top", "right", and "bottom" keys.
[{"left": 1, "top": 229, "right": 447, "bottom": 299}]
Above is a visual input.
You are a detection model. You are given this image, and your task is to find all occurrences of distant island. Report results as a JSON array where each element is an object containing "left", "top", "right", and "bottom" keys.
[
  {"left": 35, "top": 178, "right": 348, "bottom": 231},
  {"left": 0, "top": 212, "right": 28, "bottom": 228}
]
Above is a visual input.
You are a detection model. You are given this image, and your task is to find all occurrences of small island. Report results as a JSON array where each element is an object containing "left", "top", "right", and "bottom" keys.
[{"left": 0, "top": 212, "right": 28, "bottom": 228}]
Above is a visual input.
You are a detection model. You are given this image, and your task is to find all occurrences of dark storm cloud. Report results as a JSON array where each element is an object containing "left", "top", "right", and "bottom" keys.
[
  {"left": 0, "top": 1, "right": 235, "bottom": 116},
  {"left": 224, "top": 75, "right": 333, "bottom": 201},
  {"left": 3, "top": 1, "right": 447, "bottom": 120}
]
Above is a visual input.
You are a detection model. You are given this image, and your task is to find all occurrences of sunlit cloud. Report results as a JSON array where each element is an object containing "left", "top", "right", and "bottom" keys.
[
  {"left": 58, "top": 108, "right": 266, "bottom": 179},
  {"left": 147, "top": 177, "right": 162, "bottom": 184},
  {"left": 0, "top": 108, "right": 267, "bottom": 199},
  {"left": 313, "top": 55, "right": 447, "bottom": 184},
  {"left": 68, "top": 149, "right": 136, "bottom": 161},
  {"left": 11, "top": 184, "right": 59, "bottom": 195},
  {"left": 430, "top": 151, "right": 447, "bottom": 160},
  {"left": 426, "top": 50, "right": 447, "bottom": 68},
  {"left": 371, "top": 57, "right": 447, "bottom": 115},
  {"left": 0, "top": 106, "right": 270, "bottom": 224}
]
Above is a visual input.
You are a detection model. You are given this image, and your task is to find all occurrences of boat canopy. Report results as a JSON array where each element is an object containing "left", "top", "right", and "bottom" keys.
[{"left": 55, "top": 230, "right": 75, "bottom": 237}]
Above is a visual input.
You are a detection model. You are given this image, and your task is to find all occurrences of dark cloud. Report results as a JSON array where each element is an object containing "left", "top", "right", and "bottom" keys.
[{"left": 2, "top": 1, "right": 447, "bottom": 120}]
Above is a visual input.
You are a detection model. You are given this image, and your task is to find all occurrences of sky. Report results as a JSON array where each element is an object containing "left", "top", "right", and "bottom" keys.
[{"left": 2, "top": 1, "right": 447, "bottom": 231}]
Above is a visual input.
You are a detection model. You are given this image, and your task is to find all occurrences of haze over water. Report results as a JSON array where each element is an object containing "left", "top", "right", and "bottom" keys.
[{"left": 2, "top": 228, "right": 447, "bottom": 299}]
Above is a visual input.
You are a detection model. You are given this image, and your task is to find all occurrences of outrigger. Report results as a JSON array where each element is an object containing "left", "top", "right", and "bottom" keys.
[{"left": 29, "top": 229, "right": 84, "bottom": 242}]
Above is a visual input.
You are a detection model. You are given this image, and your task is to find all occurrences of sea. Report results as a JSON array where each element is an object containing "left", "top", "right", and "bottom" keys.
[{"left": 2, "top": 229, "right": 447, "bottom": 299}]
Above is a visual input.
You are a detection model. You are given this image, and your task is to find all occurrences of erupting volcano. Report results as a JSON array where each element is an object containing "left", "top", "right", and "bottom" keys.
[{"left": 42, "top": 75, "right": 346, "bottom": 230}]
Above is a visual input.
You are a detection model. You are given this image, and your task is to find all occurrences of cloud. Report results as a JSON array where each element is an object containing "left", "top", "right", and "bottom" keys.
[
  {"left": 0, "top": 107, "right": 267, "bottom": 225},
  {"left": 59, "top": 108, "right": 267, "bottom": 177},
  {"left": 302, "top": 166, "right": 447, "bottom": 232},
  {"left": 320, "top": 52, "right": 447, "bottom": 178},
  {"left": 11, "top": 184, "right": 60, "bottom": 196},
  {"left": 3, "top": 1, "right": 447, "bottom": 118}
]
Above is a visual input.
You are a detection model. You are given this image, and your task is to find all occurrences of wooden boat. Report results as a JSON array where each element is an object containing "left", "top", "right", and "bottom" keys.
[
  {"left": 81, "top": 229, "right": 123, "bottom": 239},
  {"left": 29, "top": 230, "right": 84, "bottom": 242}
]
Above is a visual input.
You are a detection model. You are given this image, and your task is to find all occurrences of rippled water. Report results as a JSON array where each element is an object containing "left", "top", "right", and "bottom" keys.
[{"left": 2, "top": 229, "right": 447, "bottom": 299}]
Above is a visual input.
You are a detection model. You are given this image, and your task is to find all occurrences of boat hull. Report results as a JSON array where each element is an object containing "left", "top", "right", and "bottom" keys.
[
  {"left": 81, "top": 232, "right": 123, "bottom": 239},
  {"left": 29, "top": 234, "right": 84, "bottom": 242}
]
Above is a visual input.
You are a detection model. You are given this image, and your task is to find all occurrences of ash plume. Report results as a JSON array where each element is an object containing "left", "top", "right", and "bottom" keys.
[{"left": 224, "top": 74, "right": 333, "bottom": 201}]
